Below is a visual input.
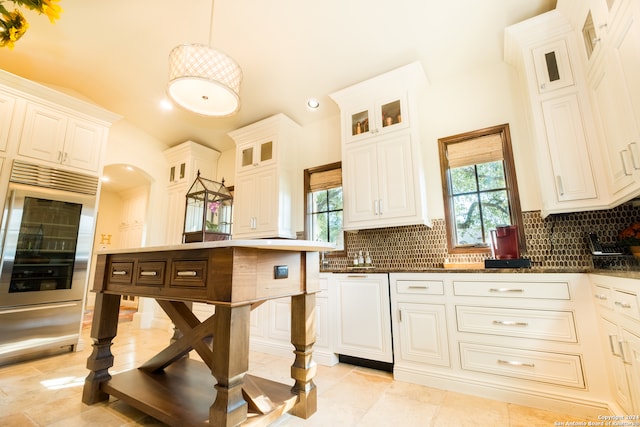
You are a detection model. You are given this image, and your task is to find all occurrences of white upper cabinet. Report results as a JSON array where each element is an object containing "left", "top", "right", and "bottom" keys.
[
  {"left": 584, "top": 0, "right": 640, "bottom": 204},
  {"left": 505, "top": 10, "right": 607, "bottom": 216},
  {"left": 330, "top": 61, "right": 430, "bottom": 231},
  {"left": 18, "top": 102, "right": 105, "bottom": 173},
  {"left": 228, "top": 113, "right": 300, "bottom": 239}
]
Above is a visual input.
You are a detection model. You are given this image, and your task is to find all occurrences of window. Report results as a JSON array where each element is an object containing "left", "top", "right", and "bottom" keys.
[
  {"left": 438, "top": 124, "right": 524, "bottom": 254},
  {"left": 304, "top": 162, "right": 344, "bottom": 252}
]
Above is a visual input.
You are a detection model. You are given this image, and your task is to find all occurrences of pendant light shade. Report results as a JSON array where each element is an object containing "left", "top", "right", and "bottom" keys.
[{"left": 168, "top": 43, "right": 242, "bottom": 116}]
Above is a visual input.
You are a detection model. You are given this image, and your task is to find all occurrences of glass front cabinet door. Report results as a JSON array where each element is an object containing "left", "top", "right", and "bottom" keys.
[
  {"left": 532, "top": 39, "right": 575, "bottom": 93},
  {"left": 344, "top": 94, "right": 409, "bottom": 143},
  {"left": 237, "top": 138, "right": 275, "bottom": 171}
]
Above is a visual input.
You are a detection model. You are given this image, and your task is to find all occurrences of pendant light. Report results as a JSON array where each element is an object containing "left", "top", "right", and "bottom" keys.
[{"left": 167, "top": 0, "right": 242, "bottom": 117}]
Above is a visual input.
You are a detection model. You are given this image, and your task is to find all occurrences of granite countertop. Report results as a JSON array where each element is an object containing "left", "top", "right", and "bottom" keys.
[{"left": 320, "top": 267, "right": 640, "bottom": 280}]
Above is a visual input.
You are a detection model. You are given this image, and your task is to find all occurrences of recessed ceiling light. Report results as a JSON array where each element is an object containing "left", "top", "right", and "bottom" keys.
[{"left": 306, "top": 98, "right": 320, "bottom": 110}]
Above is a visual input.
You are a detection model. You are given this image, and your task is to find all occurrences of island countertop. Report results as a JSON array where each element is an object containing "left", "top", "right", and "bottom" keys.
[{"left": 95, "top": 239, "right": 335, "bottom": 255}]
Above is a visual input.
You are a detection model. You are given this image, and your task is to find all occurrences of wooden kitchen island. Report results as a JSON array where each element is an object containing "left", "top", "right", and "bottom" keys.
[{"left": 82, "top": 240, "right": 331, "bottom": 427}]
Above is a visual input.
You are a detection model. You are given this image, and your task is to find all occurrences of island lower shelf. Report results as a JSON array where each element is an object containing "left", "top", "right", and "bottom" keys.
[{"left": 103, "top": 358, "right": 298, "bottom": 427}]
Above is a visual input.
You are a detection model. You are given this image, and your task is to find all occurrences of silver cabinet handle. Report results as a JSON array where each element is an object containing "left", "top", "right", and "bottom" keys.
[
  {"left": 621, "top": 149, "right": 632, "bottom": 176},
  {"left": 177, "top": 271, "right": 197, "bottom": 277},
  {"left": 492, "top": 320, "right": 528, "bottom": 327},
  {"left": 594, "top": 294, "right": 608, "bottom": 300},
  {"left": 620, "top": 340, "right": 630, "bottom": 364},
  {"left": 608, "top": 334, "right": 621, "bottom": 357},
  {"left": 112, "top": 270, "right": 128, "bottom": 276},
  {"left": 556, "top": 175, "right": 564, "bottom": 196},
  {"left": 629, "top": 142, "right": 639, "bottom": 169},
  {"left": 140, "top": 271, "right": 157, "bottom": 276},
  {"left": 615, "top": 301, "right": 632, "bottom": 309},
  {"left": 408, "top": 285, "right": 429, "bottom": 289},
  {"left": 497, "top": 359, "right": 535, "bottom": 368},
  {"left": 489, "top": 288, "right": 524, "bottom": 293}
]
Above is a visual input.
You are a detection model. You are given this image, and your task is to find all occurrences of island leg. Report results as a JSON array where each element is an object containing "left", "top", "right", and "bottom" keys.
[
  {"left": 290, "top": 292, "right": 317, "bottom": 419},
  {"left": 82, "top": 292, "right": 121, "bottom": 404},
  {"left": 210, "top": 304, "right": 250, "bottom": 427}
]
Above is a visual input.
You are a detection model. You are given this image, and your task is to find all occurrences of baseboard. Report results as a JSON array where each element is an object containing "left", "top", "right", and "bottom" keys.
[{"left": 393, "top": 365, "right": 612, "bottom": 420}]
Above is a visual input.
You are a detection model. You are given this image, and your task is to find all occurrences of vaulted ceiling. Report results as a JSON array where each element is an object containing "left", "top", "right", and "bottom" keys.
[{"left": 0, "top": 0, "right": 556, "bottom": 154}]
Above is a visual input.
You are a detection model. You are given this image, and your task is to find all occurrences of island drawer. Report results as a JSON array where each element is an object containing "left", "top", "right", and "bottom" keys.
[
  {"left": 456, "top": 306, "right": 577, "bottom": 342},
  {"left": 459, "top": 342, "right": 584, "bottom": 388}
]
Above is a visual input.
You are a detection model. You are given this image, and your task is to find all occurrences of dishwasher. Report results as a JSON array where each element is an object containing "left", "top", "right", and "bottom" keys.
[{"left": 330, "top": 273, "right": 393, "bottom": 371}]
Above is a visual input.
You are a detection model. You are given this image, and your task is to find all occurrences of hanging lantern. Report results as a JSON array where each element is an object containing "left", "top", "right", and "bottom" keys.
[{"left": 182, "top": 172, "right": 233, "bottom": 243}]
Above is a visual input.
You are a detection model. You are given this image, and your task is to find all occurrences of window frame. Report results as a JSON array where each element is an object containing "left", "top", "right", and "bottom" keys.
[
  {"left": 304, "top": 161, "right": 345, "bottom": 256},
  {"left": 438, "top": 123, "right": 525, "bottom": 255}
]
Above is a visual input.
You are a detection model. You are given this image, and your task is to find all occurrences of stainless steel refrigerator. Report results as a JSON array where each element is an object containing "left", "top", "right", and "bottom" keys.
[{"left": 0, "top": 161, "right": 98, "bottom": 365}]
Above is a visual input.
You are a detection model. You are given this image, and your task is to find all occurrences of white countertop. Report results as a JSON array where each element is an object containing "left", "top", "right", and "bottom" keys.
[{"left": 95, "top": 239, "right": 336, "bottom": 255}]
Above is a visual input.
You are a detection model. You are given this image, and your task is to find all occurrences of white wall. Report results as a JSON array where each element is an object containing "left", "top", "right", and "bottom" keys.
[{"left": 103, "top": 120, "right": 169, "bottom": 247}]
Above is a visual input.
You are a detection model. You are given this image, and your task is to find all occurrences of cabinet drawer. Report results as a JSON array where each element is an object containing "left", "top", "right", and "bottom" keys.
[
  {"left": 592, "top": 285, "right": 613, "bottom": 310},
  {"left": 612, "top": 289, "right": 640, "bottom": 321},
  {"left": 169, "top": 260, "right": 208, "bottom": 289},
  {"left": 453, "top": 280, "right": 570, "bottom": 300},
  {"left": 456, "top": 306, "right": 577, "bottom": 342},
  {"left": 109, "top": 262, "right": 134, "bottom": 284},
  {"left": 396, "top": 280, "right": 444, "bottom": 295},
  {"left": 459, "top": 342, "right": 584, "bottom": 388},
  {"left": 136, "top": 261, "right": 166, "bottom": 286}
]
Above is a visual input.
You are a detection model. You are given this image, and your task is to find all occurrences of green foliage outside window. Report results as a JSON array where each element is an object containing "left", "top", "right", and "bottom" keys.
[
  {"left": 310, "top": 188, "right": 344, "bottom": 250},
  {"left": 449, "top": 161, "right": 511, "bottom": 246}
]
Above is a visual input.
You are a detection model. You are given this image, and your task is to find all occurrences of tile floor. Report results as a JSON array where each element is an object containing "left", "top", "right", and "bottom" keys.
[{"left": 0, "top": 319, "right": 594, "bottom": 427}]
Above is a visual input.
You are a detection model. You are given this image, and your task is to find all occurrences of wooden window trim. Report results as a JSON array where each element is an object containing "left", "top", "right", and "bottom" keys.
[{"left": 438, "top": 124, "right": 525, "bottom": 255}]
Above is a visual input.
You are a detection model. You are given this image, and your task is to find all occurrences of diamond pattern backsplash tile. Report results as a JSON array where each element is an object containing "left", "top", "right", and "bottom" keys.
[{"left": 324, "top": 202, "right": 640, "bottom": 271}]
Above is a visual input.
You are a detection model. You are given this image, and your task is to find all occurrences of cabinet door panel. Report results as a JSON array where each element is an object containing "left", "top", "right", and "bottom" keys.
[
  {"left": 343, "top": 144, "right": 378, "bottom": 224},
  {"left": 397, "top": 302, "right": 449, "bottom": 367},
  {"left": 377, "top": 134, "right": 416, "bottom": 218},
  {"left": 19, "top": 103, "right": 66, "bottom": 162},
  {"left": 233, "top": 173, "right": 258, "bottom": 236},
  {"left": 64, "top": 118, "right": 103, "bottom": 171},
  {"left": 254, "top": 170, "right": 277, "bottom": 234},
  {"left": 600, "top": 317, "right": 633, "bottom": 413},
  {"left": 541, "top": 94, "right": 597, "bottom": 202},
  {"left": 333, "top": 275, "right": 392, "bottom": 363}
]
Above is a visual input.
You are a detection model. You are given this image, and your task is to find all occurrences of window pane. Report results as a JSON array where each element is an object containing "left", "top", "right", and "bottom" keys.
[
  {"left": 480, "top": 190, "right": 511, "bottom": 231},
  {"left": 328, "top": 187, "right": 343, "bottom": 210},
  {"left": 450, "top": 166, "right": 477, "bottom": 194},
  {"left": 311, "top": 212, "right": 328, "bottom": 242},
  {"left": 477, "top": 161, "right": 505, "bottom": 191},
  {"left": 453, "top": 194, "right": 483, "bottom": 245},
  {"left": 311, "top": 190, "right": 328, "bottom": 213},
  {"left": 328, "top": 211, "right": 343, "bottom": 246}
]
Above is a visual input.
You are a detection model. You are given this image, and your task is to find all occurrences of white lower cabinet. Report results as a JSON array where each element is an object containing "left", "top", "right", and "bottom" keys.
[
  {"left": 248, "top": 272, "right": 338, "bottom": 367},
  {"left": 329, "top": 273, "right": 393, "bottom": 364},
  {"left": 590, "top": 274, "right": 640, "bottom": 414},
  {"left": 391, "top": 272, "right": 610, "bottom": 419}
]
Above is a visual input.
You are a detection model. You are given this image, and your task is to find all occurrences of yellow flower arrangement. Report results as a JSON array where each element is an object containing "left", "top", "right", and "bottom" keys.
[{"left": 0, "top": 0, "right": 62, "bottom": 49}]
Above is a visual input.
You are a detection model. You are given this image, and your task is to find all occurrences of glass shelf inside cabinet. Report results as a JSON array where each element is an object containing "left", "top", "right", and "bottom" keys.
[{"left": 351, "top": 110, "right": 369, "bottom": 137}]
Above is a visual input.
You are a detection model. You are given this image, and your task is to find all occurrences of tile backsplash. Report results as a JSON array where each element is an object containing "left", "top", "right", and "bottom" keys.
[{"left": 324, "top": 201, "right": 640, "bottom": 271}]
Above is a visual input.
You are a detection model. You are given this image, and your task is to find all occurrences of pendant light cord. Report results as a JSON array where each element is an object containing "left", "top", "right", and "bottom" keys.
[{"left": 208, "top": 0, "right": 215, "bottom": 47}]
